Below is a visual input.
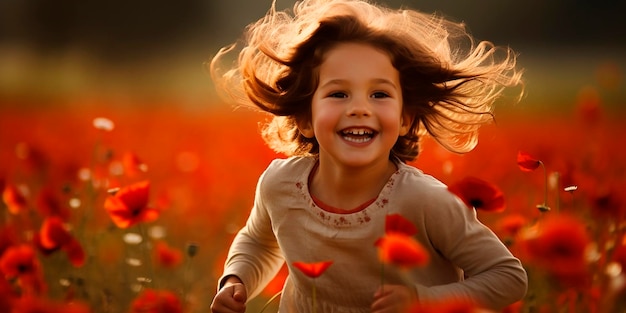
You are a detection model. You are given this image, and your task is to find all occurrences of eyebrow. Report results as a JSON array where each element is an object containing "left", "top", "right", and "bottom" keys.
[{"left": 319, "top": 78, "right": 398, "bottom": 89}]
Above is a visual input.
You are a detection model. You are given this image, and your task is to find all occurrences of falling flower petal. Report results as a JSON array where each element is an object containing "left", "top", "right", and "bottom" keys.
[
  {"left": 293, "top": 260, "right": 333, "bottom": 278},
  {"left": 448, "top": 176, "right": 506, "bottom": 212},
  {"left": 375, "top": 233, "right": 429, "bottom": 269},
  {"left": 517, "top": 151, "right": 542, "bottom": 172},
  {"left": 385, "top": 214, "right": 417, "bottom": 236}
]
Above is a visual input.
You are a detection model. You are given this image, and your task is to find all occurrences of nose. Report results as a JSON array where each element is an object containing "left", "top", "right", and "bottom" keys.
[{"left": 346, "top": 97, "right": 371, "bottom": 117}]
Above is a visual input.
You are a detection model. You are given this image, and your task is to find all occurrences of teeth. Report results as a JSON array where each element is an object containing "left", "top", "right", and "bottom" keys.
[
  {"left": 343, "top": 128, "right": 373, "bottom": 135},
  {"left": 344, "top": 136, "right": 371, "bottom": 143},
  {"left": 341, "top": 128, "right": 375, "bottom": 143}
]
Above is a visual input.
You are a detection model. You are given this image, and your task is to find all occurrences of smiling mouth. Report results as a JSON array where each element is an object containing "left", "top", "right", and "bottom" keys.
[{"left": 339, "top": 128, "right": 377, "bottom": 143}]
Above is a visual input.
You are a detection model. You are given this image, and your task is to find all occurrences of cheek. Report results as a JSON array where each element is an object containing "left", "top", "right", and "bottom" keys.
[{"left": 311, "top": 105, "right": 339, "bottom": 129}]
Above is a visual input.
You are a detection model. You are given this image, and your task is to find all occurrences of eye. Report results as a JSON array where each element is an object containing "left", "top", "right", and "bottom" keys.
[
  {"left": 328, "top": 92, "right": 348, "bottom": 98},
  {"left": 371, "top": 91, "right": 390, "bottom": 99}
]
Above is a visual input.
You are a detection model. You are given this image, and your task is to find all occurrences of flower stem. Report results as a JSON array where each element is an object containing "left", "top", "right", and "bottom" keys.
[
  {"left": 258, "top": 291, "right": 282, "bottom": 313},
  {"left": 540, "top": 161, "right": 547, "bottom": 207},
  {"left": 554, "top": 172, "right": 560, "bottom": 213},
  {"left": 138, "top": 223, "right": 157, "bottom": 288},
  {"left": 535, "top": 161, "right": 551, "bottom": 213}
]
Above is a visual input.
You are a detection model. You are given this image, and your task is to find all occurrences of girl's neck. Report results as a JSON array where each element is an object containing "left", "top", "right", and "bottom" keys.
[{"left": 309, "top": 157, "right": 397, "bottom": 211}]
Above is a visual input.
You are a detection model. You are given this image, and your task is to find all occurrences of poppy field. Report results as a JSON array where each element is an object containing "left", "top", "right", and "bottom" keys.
[{"left": 1, "top": 67, "right": 626, "bottom": 312}]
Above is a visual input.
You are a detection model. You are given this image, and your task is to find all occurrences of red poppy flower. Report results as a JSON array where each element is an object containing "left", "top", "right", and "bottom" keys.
[
  {"left": 123, "top": 152, "right": 148, "bottom": 178},
  {"left": 448, "top": 176, "right": 505, "bottom": 212},
  {"left": 0, "top": 244, "right": 46, "bottom": 295},
  {"left": 385, "top": 214, "right": 417, "bottom": 236},
  {"left": 517, "top": 151, "right": 542, "bottom": 172},
  {"left": 62, "top": 238, "right": 86, "bottom": 267},
  {"left": 0, "top": 244, "right": 40, "bottom": 278},
  {"left": 39, "top": 217, "right": 72, "bottom": 250},
  {"left": 497, "top": 214, "right": 528, "bottom": 237},
  {"left": 519, "top": 214, "right": 590, "bottom": 283},
  {"left": 2, "top": 184, "right": 28, "bottom": 215},
  {"left": 36, "top": 217, "right": 85, "bottom": 267},
  {"left": 375, "top": 233, "right": 429, "bottom": 269},
  {"left": 130, "top": 289, "right": 182, "bottom": 313},
  {"left": 589, "top": 186, "right": 625, "bottom": 218},
  {"left": 292, "top": 261, "right": 333, "bottom": 278},
  {"left": 154, "top": 241, "right": 183, "bottom": 268},
  {"left": 35, "top": 187, "right": 70, "bottom": 221},
  {"left": 12, "top": 296, "right": 92, "bottom": 313},
  {"left": 104, "top": 180, "right": 159, "bottom": 229}
]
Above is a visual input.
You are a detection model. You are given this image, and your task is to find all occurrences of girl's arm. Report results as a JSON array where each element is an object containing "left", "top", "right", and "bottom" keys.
[
  {"left": 418, "top": 192, "right": 527, "bottom": 310},
  {"left": 218, "top": 168, "right": 285, "bottom": 300}
]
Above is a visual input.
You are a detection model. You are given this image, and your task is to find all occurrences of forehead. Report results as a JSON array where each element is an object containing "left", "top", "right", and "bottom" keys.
[{"left": 317, "top": 42, "right": 398, "bottom": 83}]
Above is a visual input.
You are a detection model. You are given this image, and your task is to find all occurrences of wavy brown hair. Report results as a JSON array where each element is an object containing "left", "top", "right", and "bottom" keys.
[{"left": 210, "top": 0, "right": 523, "bottom": 162}]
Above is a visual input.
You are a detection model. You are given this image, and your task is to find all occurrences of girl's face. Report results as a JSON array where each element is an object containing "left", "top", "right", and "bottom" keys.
[{"left": 301, "top": 42, "right": 409, "bottom": 169}]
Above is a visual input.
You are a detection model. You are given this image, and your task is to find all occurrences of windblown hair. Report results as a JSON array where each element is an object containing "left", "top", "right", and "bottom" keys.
[{"left": 210, "top": 0, "right": 523, "bottom": 162}]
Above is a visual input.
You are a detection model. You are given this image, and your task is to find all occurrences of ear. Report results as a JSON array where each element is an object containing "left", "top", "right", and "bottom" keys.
[
  {"left": 399, "top": 113, "right": 413, "bottom": 136},
  {"left": 297, "top": 118, "right": 315, "bottom": 138}
]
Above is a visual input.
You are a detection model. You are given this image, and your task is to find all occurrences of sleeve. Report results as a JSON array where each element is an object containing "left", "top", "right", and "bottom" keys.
[
  {"left": 217, "top": 165, "right": 285, "bottom": 300},
  {"left": 415, "top": 191, "right": 528, "bottom": 311}
]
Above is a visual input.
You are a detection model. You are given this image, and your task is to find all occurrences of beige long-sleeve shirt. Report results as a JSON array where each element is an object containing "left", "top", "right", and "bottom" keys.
[{"left": 219, "top": 156, "right": 527, "bottom": 312}]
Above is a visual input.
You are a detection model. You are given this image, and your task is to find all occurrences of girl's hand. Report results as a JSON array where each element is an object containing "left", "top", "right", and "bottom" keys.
[
  {"left": 210, "top": 277, "right": 247, "bottom": 313},
  {"left": 371, "top": 284, "right": 416, "bottom": 313}
]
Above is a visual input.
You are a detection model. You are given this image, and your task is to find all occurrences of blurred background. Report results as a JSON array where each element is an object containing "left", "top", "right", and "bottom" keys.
[
  {"left": 0, "top": 1, "right": 625, "bottom": 312},
  {"left": 0, "top": 0, "right": 624, "bottom": 109},
  {"left": 0, "top": 0, "right": 626, "bottom": 313}
]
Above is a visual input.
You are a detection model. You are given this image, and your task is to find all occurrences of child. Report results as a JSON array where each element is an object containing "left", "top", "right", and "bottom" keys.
[{"left": 209, "top": 0, "right": 526, "bottom": 312}]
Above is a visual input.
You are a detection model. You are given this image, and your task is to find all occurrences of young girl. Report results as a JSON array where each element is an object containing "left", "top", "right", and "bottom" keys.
[{"left": 209, "top": 0, "right": 526, "bottom": 312}]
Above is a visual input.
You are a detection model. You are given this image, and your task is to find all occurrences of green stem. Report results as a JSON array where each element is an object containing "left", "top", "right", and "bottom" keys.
[
  {"left": 540, "top": 161, "right": 547, "bottom": 207},
  {"left": 554, "top": 172, "right": 560, "bottom": 213},
  {"left": 138, "top": 223, "right": 156, "bottom": 288},
  {"left": 258, "top": 291, "right": 282, "bottom": 313}
]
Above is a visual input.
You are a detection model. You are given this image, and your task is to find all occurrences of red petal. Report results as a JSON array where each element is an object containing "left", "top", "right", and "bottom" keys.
[
  {"left": 123, "top": 152, "right": 147, "bottom": 177},
  {"left": 104, "top": 180, "right": 156, "bottom": 229},
  {"left": 116, "top": 180, "right": 150, "bottom": 211},
  {"left": 63, "top": 238, "right": 86, "bottom": 267},
  {"left": 517, "top": 151, "right": 541, "bottom": 172},
  {"left": 385, "top": 214, "right": 417, "bottom": 236},
  {"left": 292, "top": 260, "right": 333, "bottom": 278},
  {"left": 448, "top": 177, "right": 506, "bottom": 212},
  {"left": 40, "top": 217, "right": 72, "bottom": 249},
  {"left": 375, "top": 233, "right": 429, "bottom": 268},
  {"left": 155, "top": 241, "right": 183, "bottom": 268},
  {"left": 2, "top": 185, "right": 28, "bottom": 215},
  {"left": 104, "top": 197, "right": 133, "bottom": 228}
]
